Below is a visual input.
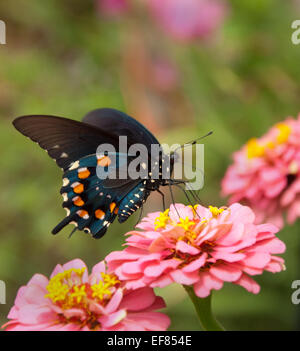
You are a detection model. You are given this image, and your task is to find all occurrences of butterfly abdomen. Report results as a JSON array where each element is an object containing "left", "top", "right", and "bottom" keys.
[{"left": 118, "top": 181, "right": 150, "bottom": 223}]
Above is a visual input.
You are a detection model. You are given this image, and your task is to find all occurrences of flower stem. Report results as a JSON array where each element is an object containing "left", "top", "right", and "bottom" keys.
[{"left": 183, "top": 285, "right": 224, "bottom": 331}]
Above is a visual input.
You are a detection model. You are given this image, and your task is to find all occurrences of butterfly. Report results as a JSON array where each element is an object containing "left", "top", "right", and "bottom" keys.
[{"left": 13, "top": 108, "right": 189, "bottom": 239}]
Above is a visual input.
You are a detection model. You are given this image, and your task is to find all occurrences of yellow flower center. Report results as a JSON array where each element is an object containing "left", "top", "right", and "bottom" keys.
[
  {"left": 246, "top": 138, "right": 265, "bottom": 159},
  {"left": 246, "top": 122, "right": 291, "bottom": 159},
  {"left": 154, "top": 209, "right": 170, "bottom": 230},
  {"left": 209, "top": 206, "right": 224, "bottom": 217},
  {"left": 176, "top": 217, "right": 195, "bottom": 232},
  {"left": 276, "top": 123, "right": 291, "bottom": 144},
  {"left": 45, "top": 268, "right": 120, "bottom": 312}
]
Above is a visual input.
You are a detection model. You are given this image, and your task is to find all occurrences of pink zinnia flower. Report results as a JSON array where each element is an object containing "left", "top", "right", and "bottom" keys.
[
  {"left": 148, "top": 0, "right": 228, "bottom": 42},
  {"left": 222, "top": 115, "right": 300, "bottom": 228},
  {"left": 3, "top": 259, "right": 170, "bottom": 331},
  {"left": 97, "top": 0, "right": 129, "bottom": 17},
  {"left": 106, "top": 203, "right": 285, "bottom": 298}
]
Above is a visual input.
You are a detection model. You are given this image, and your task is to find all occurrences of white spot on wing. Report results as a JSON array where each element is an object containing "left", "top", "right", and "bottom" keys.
[
  {"left": 69, "top": 161, "right": 79, "bottom": 170},
  {"left": 63, "top": 178, "right": 69, "bottom": 186}
]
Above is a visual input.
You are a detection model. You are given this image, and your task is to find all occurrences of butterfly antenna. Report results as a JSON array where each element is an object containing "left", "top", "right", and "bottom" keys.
[{"left": 174, "top": 131, "right": 213, "bottom": 152}]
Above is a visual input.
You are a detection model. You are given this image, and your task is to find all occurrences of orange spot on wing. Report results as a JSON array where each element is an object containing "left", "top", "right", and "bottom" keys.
[
  {"left": 114, "top": 207, "right": 119, "bottom": 214},
  {"left": 73, "top": 196, "right": 85, "bottom": 207},
  {"left": 110, "top": 202, "right": 116, "bottom": 213},
  {"left": 77, "top": 210, "right": 89, "bottom": 218},
  {"left": 95, "top": 209, "right": 105, "bottom": 220},
  {"left": 73, "top": 183, "right": 84, "bottom": 194},
  {"left": 97, "top": 156, "right": 111, "bottom": 167},
  {"left": 78, "top": 169, "right": 90, "bottom": 179}
]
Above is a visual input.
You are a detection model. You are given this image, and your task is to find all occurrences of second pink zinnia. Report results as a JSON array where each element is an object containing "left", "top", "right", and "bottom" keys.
[{"left": 106, "top": 203, "right": 286, "bottom": 298}]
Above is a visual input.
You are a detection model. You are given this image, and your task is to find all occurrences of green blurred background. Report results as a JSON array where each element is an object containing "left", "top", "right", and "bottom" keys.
[{"left": 1, "top": 0, "right": 300, "bottom": 330}]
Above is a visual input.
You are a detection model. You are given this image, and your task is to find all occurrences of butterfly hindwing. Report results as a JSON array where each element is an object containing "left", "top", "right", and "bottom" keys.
[{"left": 53, "top": 152, "right": 144, "bottom": 238}]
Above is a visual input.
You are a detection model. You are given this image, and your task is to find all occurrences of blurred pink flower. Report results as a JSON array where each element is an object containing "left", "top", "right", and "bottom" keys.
[
  {"left": 222, "top": 116, "right": 300, "bottom": 228},
  {"left": 97, "top": 0, "right": 129, "bottom": 17},
  {"left": 3, "top": 259, "right": 170, "bottom": 331},
  {"left": 106, "top": 203, "right": 285, "bottom": 298},
  {"left": 152, "top": 59, "right": 178, "bottom": 92},
  {"left": 148, "top": 0, "right": 228, "bottom": 41}
]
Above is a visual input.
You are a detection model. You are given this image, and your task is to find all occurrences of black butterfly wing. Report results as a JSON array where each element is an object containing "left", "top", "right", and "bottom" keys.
[
  {"left": 13, "top": 109, "right": 161, "bottom": 239},
  {"left": 82, "top": 108, "right": 160, "bottom": 148},
  {"left": 13, "top": 115, "right": 120, "bottom": 171}
]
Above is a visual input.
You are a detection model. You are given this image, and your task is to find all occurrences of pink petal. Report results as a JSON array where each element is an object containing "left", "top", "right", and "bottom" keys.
[
  {"left": 212, "top": 251, "right": 246, "bottom": 262},
  {"left": 176, "top": 240, "right": 200, "bottom": 255},
  {"left": 182, "top": 253, "right": 207, "bottom": 272},
  {"left": 99, "top": 309, "right": 127, "bottom": 328},
  {"left": 23, "top": 284, "right": 48, "bottom": 305},
  {"left": 126, "top": 311, "right": 170, "bottom": 331},
  {"left": 105, "top": 288, "right": 123, "bottom": 314},
  {"left": 120, "top": 287, "right": 156, "bottom": 312},
  {"left": 27, "top": 274, "right": 49, "bottom": 290},
  {"left": 150, "top": 274, "right": 174, "bottom": 288},
  {"left": 228, "top": 203, "right": 255, "bottom": 224},
  {"left": 193, "top": 272, "right": 223, "bottom": 297},
  {"left": 91, "top": 261, "right": 106, "bottom": 275},
  {"left": 234, "top": 274, "right": 260, "bottom": 294},
  {"left": 18, "top": 305, "right": 56, "bottom": 325},
  {"left": 241, "top": 252, "right": 271, "bottom": 269},
  {"left": 143, "top": 259, "right": 180, "bottom": 278},
  {"left": 210, "top": 264, "right": 242, "bottom": 282},
  {"left": 169, "top": 269, "right": 199, "bottom": 285}
]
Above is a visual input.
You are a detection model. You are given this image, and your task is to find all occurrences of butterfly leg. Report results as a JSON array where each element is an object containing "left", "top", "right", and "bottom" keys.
[
  {"left": 135, "top": 202, "right": 144, "bottom": 227},
  {"left": 157, "top": 189, "right": 166, "bottom": 211},
  {"left": 183, "top": 182, "right": 202, "bottom": 204},
  {"left": 167, "top": 182, "right": 181, "bottom": 219},
  {"left": 172, "top": 183, "right": 201, "bottom": 219},
  {"left": 68, "top": 227, "right": 78, "bottom": 239},
  {"left": 169, "top": 179, "right": 202, "bottom": 204}
]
